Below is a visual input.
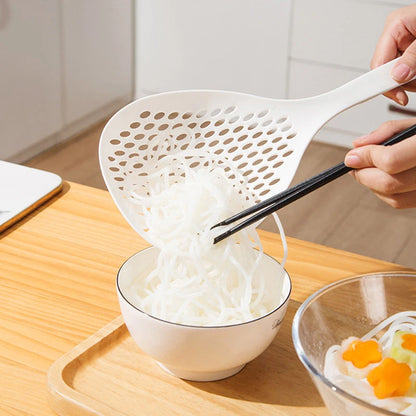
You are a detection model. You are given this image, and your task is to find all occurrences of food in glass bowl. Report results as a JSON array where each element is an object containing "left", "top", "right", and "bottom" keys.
[
  {"left": 324, "top": 311, "right": 416, "bottom": 414},
  {"left": 292, "top": 273, "right": 416, "bottom": 416}
]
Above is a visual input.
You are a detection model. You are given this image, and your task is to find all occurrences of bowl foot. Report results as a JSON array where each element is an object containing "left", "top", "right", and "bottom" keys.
[{"left": 157, "top": 362, "right": 246, "bottom": 382}]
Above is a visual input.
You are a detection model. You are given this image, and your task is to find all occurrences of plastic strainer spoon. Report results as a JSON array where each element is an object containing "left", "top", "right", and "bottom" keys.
[{"left": 99, "top": 57, "right": 415, "bottom": 241}]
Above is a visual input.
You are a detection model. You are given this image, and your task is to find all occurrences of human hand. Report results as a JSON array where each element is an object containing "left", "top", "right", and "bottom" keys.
[
  {"left": 344, "top": 119, "right": 416, "bottom": 209},
  {"left": 372, "top": 4, "right": 416, "bottom": 106}
]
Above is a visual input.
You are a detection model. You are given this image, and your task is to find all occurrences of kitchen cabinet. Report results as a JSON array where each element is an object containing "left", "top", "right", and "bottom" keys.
[
  {"left": 289, "top": 0, "right": 416, "bottom": 147},
  {"left": 61, "top": 0, "right": 133, "bottom": 128},
  {"left": 4, "top": 0, "right": 414, "bottom": 160},
  {"left": 0, "top": 0, "right": 62, "bottom": 161},
  {"left": 291, "top": 0, "right": 393, "bottom": 70},
  {"left": 134, "top": 0, "right": 416, "bottom": 148},
  {"left": 1, "top": 0, "right": 133, "bottom": 162}
]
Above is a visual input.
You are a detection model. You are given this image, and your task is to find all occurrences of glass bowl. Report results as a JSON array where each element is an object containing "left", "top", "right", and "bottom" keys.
[{"left": 292, "top": 272, "right": 416, "bottom": 415}]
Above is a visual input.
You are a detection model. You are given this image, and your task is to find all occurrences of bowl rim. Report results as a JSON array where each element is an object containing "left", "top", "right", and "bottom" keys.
[
  {"left": 292, "top": 271, "right": 416, "bottom": 416},
  {"left": 117, "top": 246, "right": 292, "bottom": 329}
]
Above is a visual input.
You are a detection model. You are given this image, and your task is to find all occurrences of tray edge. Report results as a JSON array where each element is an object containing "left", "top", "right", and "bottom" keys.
[{"left": 47, "top": 315, "right": 127, "bottom": 416}]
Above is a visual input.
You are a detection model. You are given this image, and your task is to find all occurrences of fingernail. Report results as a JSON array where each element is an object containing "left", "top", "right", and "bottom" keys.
[
  {"left": 345, "top": 152, "right": 361, "bottom": 167},
  {"left": 395, "top": 90, "right": 407, "bottom": 106},
  {"left": 392, "top": 63, "right": 411, "bottom": 82}
]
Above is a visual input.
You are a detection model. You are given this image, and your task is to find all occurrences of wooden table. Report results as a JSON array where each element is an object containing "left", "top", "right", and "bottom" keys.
[{"left": 0, "top": 182, "right": 412, "bottom": 416}]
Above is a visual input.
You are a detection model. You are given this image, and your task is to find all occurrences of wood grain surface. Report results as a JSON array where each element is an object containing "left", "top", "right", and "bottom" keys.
[
  {"left": 48, "top": 302, "right": 330, "bottom": 416},
  {"left": 0, "top": 182, "right": 412, "bottom": 416}
]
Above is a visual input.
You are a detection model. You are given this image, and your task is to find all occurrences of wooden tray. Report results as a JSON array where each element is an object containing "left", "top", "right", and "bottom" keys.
[{"left": 47, "top": 300, "right": 329, "bottom": 416}]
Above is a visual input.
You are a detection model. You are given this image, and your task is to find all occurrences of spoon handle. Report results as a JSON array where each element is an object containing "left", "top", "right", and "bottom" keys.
[{"left": 314, "top": 58, "right": 416, "bottom": 118}]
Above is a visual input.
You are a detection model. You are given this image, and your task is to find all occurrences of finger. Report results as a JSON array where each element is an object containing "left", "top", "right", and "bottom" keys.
[
  {"left": 345, "top": 135, "right": 416, "bottom": 174},
  {"left": 351, "top": 166, "right": 416, "bottom": 194},
  {"left": 382, "top": 87, "right": 408, "bottom": 106},
  {"left": 373, "top": 189, "right": 416, "bottom": 209},
  {"left": 371, "top": 25, "right": 400, "bottom": 69},
  {"left": 372, "top": 5, "right": 416, "bottom": 65},
  {"left": 386, "top": 81, "right": 416, "bottom": 104},
  {"left": 351, "top": 119, "right": 416, "bottom": 147},
  {"left": 391, "top": 39, "right": 416, "bottom": 83}
]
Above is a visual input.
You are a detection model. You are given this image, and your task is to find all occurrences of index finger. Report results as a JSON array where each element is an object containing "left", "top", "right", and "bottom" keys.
[
  {"left": 345, "top": 135, "right": 416, "bottom": 174},
  {"left": 371, "top": 27, "right": 400, "bottom": 69},
  {"left": 352, "top": 119, "right": 416, "bottom": 147}
]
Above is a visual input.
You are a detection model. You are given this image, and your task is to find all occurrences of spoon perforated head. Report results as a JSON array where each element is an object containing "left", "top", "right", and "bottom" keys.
[{"left": 99, "top": 58, "right": 414, "bottom": 240}]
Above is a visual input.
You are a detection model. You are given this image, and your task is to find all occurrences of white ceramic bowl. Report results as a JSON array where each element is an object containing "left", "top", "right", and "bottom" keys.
[{"left": 117, "top": 246, "right": 291, "bottom": 381}]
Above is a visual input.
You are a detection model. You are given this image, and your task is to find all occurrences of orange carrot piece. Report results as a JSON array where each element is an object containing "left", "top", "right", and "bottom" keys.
[
  {"left": 402, "top": 333, "right": 416, "bottom": 353},
  {"left": 367, "top": 357, "right": 412, "bottom": 399},
  {"left": 342, "top": 339, "right": 382, "bottom": 369}
]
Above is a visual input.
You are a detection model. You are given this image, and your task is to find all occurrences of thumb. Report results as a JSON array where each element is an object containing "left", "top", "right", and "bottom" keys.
[
  {"left": 391, "top": 40, "right": 416, "bottom": 83},
  {"left": 344, "top": 145, "right": 382, "bottom": 169}
]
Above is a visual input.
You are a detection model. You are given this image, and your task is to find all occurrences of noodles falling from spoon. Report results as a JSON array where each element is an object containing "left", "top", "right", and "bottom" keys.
[{"left": 125, "top": 151, "right": 287, "bottom": 326}]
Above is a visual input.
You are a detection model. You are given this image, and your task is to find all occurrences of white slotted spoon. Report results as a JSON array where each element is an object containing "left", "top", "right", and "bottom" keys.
[{"left": 99, "top": 57, "right": 415, "bottom": 241}]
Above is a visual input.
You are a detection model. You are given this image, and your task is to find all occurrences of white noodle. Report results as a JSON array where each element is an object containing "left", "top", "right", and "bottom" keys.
[
  {"left": 125, "top": 149, "right": 287, "bottom": 326},
  {"left": 324, "top": 311, "right": 416, "bottom": 415}
]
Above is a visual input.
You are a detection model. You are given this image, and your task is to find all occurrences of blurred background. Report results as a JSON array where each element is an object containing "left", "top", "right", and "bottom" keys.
[{"left": 1, "top": 0, "right": 415, "bottom": 267}]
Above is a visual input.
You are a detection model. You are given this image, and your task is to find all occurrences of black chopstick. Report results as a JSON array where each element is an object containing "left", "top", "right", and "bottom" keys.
[{"left": 212, "top": 123, "right": 416, "bottom": 244}]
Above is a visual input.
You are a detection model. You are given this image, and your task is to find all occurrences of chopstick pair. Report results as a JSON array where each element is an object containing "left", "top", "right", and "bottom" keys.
[{"left": 212, "top": 123, "right": 416, "bottom": 244}]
